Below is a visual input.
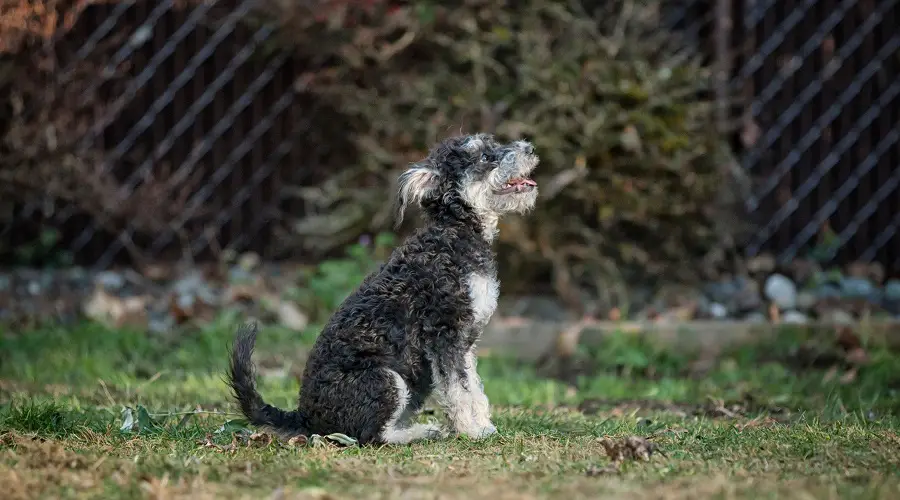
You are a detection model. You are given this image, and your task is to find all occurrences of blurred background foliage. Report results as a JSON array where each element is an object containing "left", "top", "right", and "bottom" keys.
[
  {"left": 0, "top": 0, "right": 748, "bottom": 308},
  {"left": 251, "top": 0, "right": 749, "bottom": 307}
]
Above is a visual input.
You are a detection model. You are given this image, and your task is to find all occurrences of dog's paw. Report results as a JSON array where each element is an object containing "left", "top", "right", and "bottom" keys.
[{"left": 466, "top": 424, "right": 497, "bottom": 440}]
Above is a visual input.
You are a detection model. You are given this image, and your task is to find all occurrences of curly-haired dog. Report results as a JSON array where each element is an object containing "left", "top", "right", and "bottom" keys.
[{"left": 228, "top": 134, "right": 538, "bottom": 445}]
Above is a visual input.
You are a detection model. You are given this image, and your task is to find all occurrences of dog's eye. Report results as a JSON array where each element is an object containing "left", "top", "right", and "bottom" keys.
[{"left": 480, "top": 153, "right": 489, "bottom": 162}]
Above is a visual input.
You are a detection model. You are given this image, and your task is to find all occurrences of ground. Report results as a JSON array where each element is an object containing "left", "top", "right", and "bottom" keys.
[{"left": 1, "top": 316, "right": 899, "bottom": 499}]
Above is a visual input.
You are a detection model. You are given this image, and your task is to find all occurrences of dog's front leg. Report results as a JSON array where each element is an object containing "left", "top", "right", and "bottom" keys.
[
  {"left": 463, "top": 349, "right": 495, "bottom": 432},
  {"left": 431, "top": 350, "right": 496, "bottom": 439}
]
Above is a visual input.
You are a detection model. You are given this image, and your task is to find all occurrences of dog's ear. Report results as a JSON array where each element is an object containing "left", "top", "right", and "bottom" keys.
[{"left": 396, "top": 162, "right": 441, "bottom": 227}]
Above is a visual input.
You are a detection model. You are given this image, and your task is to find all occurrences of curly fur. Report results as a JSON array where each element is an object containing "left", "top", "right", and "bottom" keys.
[{"left": 228, "top": 133, "right": 538, "bottom": 445}]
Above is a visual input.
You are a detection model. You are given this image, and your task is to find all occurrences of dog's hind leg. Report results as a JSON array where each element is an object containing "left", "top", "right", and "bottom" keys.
[{"left": 379, "top": 369, "right": 443, "bottom": 444}]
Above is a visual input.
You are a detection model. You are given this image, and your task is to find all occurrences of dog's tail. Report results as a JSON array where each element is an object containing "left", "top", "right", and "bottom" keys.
[{"left": 228, "top": 322, "right": 308, "bottom": 435}]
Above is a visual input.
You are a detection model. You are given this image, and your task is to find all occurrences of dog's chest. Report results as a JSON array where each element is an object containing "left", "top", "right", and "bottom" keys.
[{"left": 467, "top": 273, "right": 499, "bottom": 326}]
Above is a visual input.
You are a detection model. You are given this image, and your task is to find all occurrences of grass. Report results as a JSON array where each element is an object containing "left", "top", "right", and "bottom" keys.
[{"left": 1, "top": 317, "right": 899, "bottom": 499}]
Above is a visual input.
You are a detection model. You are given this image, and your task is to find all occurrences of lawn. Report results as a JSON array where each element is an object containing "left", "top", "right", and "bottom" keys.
[{"left": 1, "top": 315, "right": 899, "bottom": 499}]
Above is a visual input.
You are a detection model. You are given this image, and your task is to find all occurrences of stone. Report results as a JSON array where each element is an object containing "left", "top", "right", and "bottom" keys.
[
  {"left": 277, "top": 300, "right": 309, "bottom": 331},
  {"left": 764, "top": 274, "right": 798, "bottom": 310},
  {"left": 839, "top": 277, "right": 878, "bottom": 302},
  {"left": 742, "top": 311, "right": 768, "bottom": 323},
  {"left": 885, "top": 279, "right": 900, "bottom": 301},
  {"left": 94, "top": 271, "right": 126, "bottom": 291},
  {"left": 815, "top": 284, "right": 842, "bottom": 299},
  {"left": 731, "top": 277, "right": 763, "bottom": 313},
  {"left": 788, "top": 258, "right": 821, "bottom": 288},
  {"left": 867, "top": 262, "right": 886, "bottom": 284},
  {"left": 795, "top": 291, "right": 817, "bottom": 311},
  {"left": 884, "top": 279, "right": 900, "bottom": 315},
  {"left": 708, "top": 302, "right": 728, "bottom": 319},
  {"left": 746, "top": 253, "right": 776, "bottom": 275},
  {"left": 845, "top": 261, "right": 870, "bottom": 279},
  {"left": 781, "top": 310, "right": 809, "bottom": 324},
  {"left": 819, "top": 309, "right": 854, "bottom": 325},
  {"left": 703, "top": 280, "right": 739, "bottom": 305},
  {"left": 238, "top": 252, "right": 261, "bottom": 271}
]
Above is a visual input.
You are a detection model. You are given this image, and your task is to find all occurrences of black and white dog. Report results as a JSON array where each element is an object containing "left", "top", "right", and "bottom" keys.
[{"left": 228, "top": 134, "right": 539, "bottom": 445}]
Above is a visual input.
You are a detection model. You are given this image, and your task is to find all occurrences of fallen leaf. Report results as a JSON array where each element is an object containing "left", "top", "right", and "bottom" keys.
[
  {"left": 276, "top": 300, "right": 309, "bottom": 331},
  {"left": 839, "top": 367, "right": 858, "bottom": 384},
  {"left": 598, "top": 435, "right": 659, "bottom": 462},
  {"left": 585, "top": 464, "right": 619, "bottom": 476},
  {"left": 83, "top": 287, "right": 148, "bottom": 329}
]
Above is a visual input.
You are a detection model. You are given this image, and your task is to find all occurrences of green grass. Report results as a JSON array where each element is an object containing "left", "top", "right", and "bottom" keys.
[{"left": 1, "top": 319, "right": 899, "bottom": 499}]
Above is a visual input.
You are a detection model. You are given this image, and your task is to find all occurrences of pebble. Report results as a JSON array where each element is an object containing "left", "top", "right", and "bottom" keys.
[
  {"left": 839, "top": 277, "right": 876, "bottom": 299},
  {"left": 781, "top": 310, "right": 809, "bottom": 324},
  {"left": 95, "top": 271, "right": 126, "bottom": 291},
  {"left": 795, "top": 291, "right": 817, "bottom": 311},
  {"left": 742, "top": 311, "right": 768, "bottom": 323},
  {"left": 820, "top": 309, "right": 854, "bottom": 325},
  {"left": 708, "top": 302, "right": 728, "bottom": 319},
  {"left": 731, "top": 277, "right": 763, "bottom": 313},
  {"left": 764, "top": 274, "right": 798, "bottom": 310},
  {"left": 885, "top": 279, "right": 900, "bottom": 301}
]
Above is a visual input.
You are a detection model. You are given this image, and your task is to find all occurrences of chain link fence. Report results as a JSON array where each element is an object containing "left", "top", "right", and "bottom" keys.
[{"left": 1, "top": 0, "right": 898, "bottom": 271}]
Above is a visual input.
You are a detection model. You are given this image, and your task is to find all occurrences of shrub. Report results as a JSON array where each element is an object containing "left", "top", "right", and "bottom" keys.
[{"left": 254, "top": 0, "right": 748, "bottom": 307}]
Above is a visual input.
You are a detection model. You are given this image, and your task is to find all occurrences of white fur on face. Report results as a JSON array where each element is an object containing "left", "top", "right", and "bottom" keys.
[
  {"left": 431, "top": 352, "right": 496, "bottom": 439},
  {"left": 459, "top": 148, "right": 538, "bottom": 240},
  {"left": 380, "top": 369, "right": 443, "bottom": 444},
  {"left": 467, "top": 273, "right": 499, "bottom": 328}
]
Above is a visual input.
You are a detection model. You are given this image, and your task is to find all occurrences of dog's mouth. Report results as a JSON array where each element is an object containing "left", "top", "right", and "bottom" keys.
[{"left": 494, "top": 177, "right": 537, "bottom": 195}]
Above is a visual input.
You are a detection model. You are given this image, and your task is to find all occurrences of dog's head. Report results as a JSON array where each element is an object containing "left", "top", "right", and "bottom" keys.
[{"left": 396, "top": 133, "right": 539, "bottom": 235}]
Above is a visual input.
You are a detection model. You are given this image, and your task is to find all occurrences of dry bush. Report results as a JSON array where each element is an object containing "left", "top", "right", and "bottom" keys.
[
  {"left": 0, "top": 0, "right": 208, "bottom": 264},
  {"left": 253, "top": 0, "right": 749, "bottom": 306}
]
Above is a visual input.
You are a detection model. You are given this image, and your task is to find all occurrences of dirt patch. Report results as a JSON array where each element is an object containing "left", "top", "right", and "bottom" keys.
[{"left": 0, "top": 432, "right": 119, "bottom": 500}]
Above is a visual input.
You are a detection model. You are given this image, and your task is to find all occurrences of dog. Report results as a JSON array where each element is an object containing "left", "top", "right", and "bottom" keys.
[{"left": 228, "top": 133, "right": 538, "bottom": 445}]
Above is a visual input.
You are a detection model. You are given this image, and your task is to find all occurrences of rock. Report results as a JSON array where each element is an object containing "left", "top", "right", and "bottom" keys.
[
  {"left": 885, "top": 279, "right": 900, "bottom": 301},
  {"left": 708, "top": 302, "right": 728, "bottom": 319},
  {"left": 884, "top": 279, "right": 900, "bottom": 314},
  {"left": 814, "top": 284, "right": 842, "bottom": 299},
  {"left": 730, "top": 277, "right": 763, "bottom": 313},
  {"left": 173, "top": 271, "right": 205, "bottom": 296},
  {"left": 94, "top": 271, "right": 126, "bottom": 291},
  {"left": 147, "top": 311, "right": 176, "bottom": 334},
  {"left": 841, "top": 277, "right": 877, "bottom": 298},
  {"left": 83, "top": 287, "right": 149, "bottom": 329},
  {"left": 819, "top": 309, "right": 854, "bottom": 324},
  {"left": 781, "top": 310, "right": 808, "bottom": 324},
  {"left": 228, "top": 266, "right": 255, "bottom": 285},
  {"left": 795, "top": 291, "right": 817, "bottom": 311},
  {"left": 238, "top": 252, "right": 261, "bottom": 272},
  {"left": 788, "top": 258, "right": 821, "bottom": 288},
  {"left": 846, "top": 261, "right": 870, "bottom": 280},
  {"left": 746, "top": 253, "right": 776, "bottom": 275},
  {"left": 742, "top": 311, "right": 768, "bottom": 323},
  {"left": 703, "top": 279, "right": 739, "bottom": 305},
  {"left": 27, "top": 281, "right": 41, "bottom": 296},
  {"left": 764, "top": 274, "right": 797, "bottom": 310},
  {"left": 0, "top": 274, "right": 10, "bottom": 291},
  {"left": 867, "top": 262, "right": 886, "bottom": 284},
  {"left": 276, "top": 300, "right": 309, "bottom": 331}
]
